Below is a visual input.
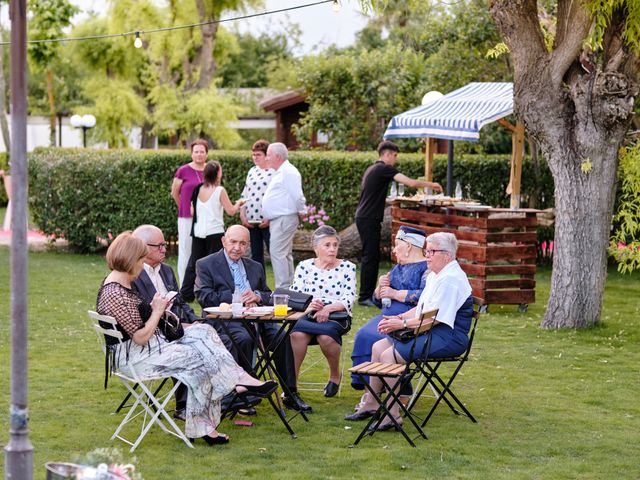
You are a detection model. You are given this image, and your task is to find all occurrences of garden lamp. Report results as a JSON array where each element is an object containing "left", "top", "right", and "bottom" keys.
[{"left": 70, "top": 114, "right": 96, "bottom": 148}]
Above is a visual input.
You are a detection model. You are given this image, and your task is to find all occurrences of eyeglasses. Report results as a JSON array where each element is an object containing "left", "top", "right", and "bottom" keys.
[
  {"left": 147, "top": 242, "right": 168, "bottom": 250},
  {"left": 424, "top": 249, "right": 447, "bottom": 256}
]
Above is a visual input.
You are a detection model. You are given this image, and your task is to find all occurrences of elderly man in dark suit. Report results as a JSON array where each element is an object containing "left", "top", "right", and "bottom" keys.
[
  {"left": 195, "top": 224, "right": 311, "bottom": 413},
  {"left": 132, "top": 224, "right": 252, "bottom": 418}
]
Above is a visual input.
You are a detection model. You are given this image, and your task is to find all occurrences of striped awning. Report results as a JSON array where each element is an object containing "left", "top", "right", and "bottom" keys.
[{"left": 383, "top": 82, "right": 513, "bottom": 142}]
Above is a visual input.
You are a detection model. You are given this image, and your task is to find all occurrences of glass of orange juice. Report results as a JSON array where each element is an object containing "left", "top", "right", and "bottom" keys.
[{"left": 272, "top": 294, "right": 289, "bottom": 316}]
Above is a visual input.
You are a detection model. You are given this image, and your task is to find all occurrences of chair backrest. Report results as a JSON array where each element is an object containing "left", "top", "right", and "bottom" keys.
[
  {"left": 88, "top": 310, "right": 124, "bottom": 353},
  {"left": 414, "top": 308, "right": 439, "bottom": 335},
  {"left": 460, "top": 297, "right": 483, "bottom": 360}
]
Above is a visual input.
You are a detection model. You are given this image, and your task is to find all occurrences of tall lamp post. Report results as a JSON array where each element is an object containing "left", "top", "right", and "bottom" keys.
[{"left": 70, "top": 114, "right": 96, "bottom": 147}]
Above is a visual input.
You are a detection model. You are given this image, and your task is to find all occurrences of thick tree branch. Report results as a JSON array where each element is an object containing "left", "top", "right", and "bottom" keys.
[
  {"left": 489, "top": 0, "right": 547, "bottom": 76},
  {"left": 549, "top": 0, "right": 593, "bottom": 89}
]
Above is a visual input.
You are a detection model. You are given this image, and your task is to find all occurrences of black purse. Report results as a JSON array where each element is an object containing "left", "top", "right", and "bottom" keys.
[
  {"left": 159, "top": 310, "right": 184, "bottom": 342},
  {"left": 389, "top": 308, "right": 438, "bottom": 343},
  {"left": 307, "top": 310, "right": 352, "bottom": 334},
  {"left": 273, "top": 288, "right": 313, "bottom": 312},
  {"left": 390, "top": 328, "right": 416, "bottom": 342}
]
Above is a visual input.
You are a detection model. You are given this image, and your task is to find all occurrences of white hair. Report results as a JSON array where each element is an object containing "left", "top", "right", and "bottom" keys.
[
  {"left": 268, "top": 142, "right": 288, "bottom": 161},
  {"left": 426, "top": 232, "right": 458, "bottom": 257},
  {"left": 312, "top": 225, "right": 339, "bottom": 247},
  {"left": 132, "top": 224, "right": 162, "bottom": 243}
]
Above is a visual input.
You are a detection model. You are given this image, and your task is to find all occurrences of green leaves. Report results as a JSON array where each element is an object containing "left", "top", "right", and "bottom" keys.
[
  {"left": 609, "top": 143, "right": 640, "bottom": 273},
  {"left": 28, "top": 148, "right": 557, "bottom": 252}
]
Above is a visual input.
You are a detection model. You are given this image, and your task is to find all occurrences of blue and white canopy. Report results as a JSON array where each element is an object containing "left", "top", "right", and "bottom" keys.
[{"left": 384, "top": 82, "right": 513, "bottom": 142}]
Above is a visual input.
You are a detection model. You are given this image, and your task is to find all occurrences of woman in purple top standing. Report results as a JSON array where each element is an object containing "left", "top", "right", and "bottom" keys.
[{"left": 171, "top": 139, "right": 207, "bottom": 285}]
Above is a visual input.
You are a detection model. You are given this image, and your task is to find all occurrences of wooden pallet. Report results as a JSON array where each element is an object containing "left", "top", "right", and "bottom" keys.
[{"left": 392, "top": 204, "right": 539, "bottom": 308}]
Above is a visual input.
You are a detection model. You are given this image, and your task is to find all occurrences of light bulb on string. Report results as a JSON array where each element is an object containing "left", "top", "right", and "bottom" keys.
[
  {"left": 134, "top": 32, "right": 143, "bottom": 49},
  {"left": 332, "top": 1, "right": 340, "bottom": 13}
]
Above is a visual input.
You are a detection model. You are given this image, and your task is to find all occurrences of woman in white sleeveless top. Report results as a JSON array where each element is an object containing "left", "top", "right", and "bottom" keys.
[{"left": 180, "top": 161, "right": 244, "bottom": 301}]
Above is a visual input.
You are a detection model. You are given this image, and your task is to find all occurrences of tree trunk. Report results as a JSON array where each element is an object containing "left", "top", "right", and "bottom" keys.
[
  {"left": 192, "top": 0, "right": 218, "bottom": 91},
  {"left": 140, "top": 120, "right": 156, "bottom": 149},
  {"left": 536, "top": 73, "right": 635, "bottom": 328},
  {"left": 490, "top": 0, "right": 639, "bottom": 328},
  {"left": 543, "top": 134, "right": 619, "bottom": 328},
  {"left": 46, "top": 68, "right": 56, "bottom": 146}
]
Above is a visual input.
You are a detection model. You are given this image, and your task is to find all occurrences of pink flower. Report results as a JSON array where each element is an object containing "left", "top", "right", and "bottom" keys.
[
  {"left": 322, "top": 215, "right": 329, "bottom": 221},
  {"left": 318, "top": 209, "right": 326, "bottom": 215}
]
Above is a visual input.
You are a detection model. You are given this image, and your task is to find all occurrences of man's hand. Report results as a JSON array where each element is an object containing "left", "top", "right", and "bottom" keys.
[
  {"left": 430, "top": 182, "right": 443, "bottom": 193},
  {"left": 241, "top": 290, "right": 261, "bottom": 305}
]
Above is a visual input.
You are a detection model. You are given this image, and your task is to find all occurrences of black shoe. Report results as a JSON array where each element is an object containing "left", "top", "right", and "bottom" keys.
[
  {"left": 282, "top": 391, "right": 312, "bottom": 413},
  {"left": 173, "top": 408, "right": 186, "bottom": 421},
  {"left": 238, "top": 406, "right": 257, "bottom": 416},
  {"left": 323, "top": 381, "right": 340, "bottom": 398},
  {"left": 221, "top": 393, "right": 262, "bottom": 414},
  {"left": 236, "top": 380, "right": 278, "bottom": 398},
  {"left": 368, "top": 420, "right": 401, "bottom": 432},
  {"left": 358, "top": 298, "right": 378, "bottom": 308},
  {"left": 189, "top": 433, "right": 230, "bottom": 445},
  {"left": 344, "top": 410, "right": 376, "bottom": 421}
]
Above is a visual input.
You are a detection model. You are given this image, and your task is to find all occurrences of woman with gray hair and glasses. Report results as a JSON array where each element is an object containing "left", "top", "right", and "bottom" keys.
[
  {"left": 346, "top": 232, "right": 474, "bottom": 430},
  {"left": 289, "top": 225, "right": 357, "bottom": 404}
]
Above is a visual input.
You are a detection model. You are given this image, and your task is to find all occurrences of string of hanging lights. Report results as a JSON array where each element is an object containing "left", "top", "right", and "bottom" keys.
[{"left": 0, "top": 0, "right": 341, "bottom": 47}]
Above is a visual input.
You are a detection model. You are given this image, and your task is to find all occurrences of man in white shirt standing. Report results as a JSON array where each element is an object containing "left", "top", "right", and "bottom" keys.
[{"left": 262, "top": 142, "right": 307, "bottom": 289}]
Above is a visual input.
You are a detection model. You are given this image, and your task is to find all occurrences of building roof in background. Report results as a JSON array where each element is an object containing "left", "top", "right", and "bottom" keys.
[{"left": 259, "top": 90, "right": 307, "bottom": 112}]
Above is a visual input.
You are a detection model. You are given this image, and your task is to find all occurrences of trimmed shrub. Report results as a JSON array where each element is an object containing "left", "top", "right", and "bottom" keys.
[
  {"left": 28, "top": 147, "right": 555, "bottom": 252},
  {"left": 0, "top": 153, "right": 8, "bottom": 205}
]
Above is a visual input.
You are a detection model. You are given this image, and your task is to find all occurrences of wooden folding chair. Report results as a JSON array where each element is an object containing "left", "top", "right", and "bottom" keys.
[
  {"left": 88, "top": 310, "right": 193, "bottom": 452},
  {"left": 348, "top": 309, "right": 438, "bottom": 447},
  {"left": 407, "top": 297, "right": 483, "bottom": 427}
]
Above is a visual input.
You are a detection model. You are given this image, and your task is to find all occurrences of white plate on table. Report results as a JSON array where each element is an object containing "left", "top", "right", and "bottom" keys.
[
  {"left": 244, "top": 306, "right": 275, "bottom": 315},
  {"left": 203, "top": 307, "right": 233, "bottom": 314}
]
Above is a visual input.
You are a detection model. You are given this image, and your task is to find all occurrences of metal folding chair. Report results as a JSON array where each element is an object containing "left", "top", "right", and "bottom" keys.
[
  {"left": 88, "top": 310, "right": 193, "bottom": 452},
  {"left": 348, "top": 309, "right": 438, "bottom": 447},
  {"left": 407, "top": 297, "right": 483, "bottom": 427}
]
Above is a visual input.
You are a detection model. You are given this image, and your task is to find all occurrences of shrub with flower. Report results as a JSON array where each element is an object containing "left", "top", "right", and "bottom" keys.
[
  {"left": 609, "top": 143, "right": 640, "bottom": 273},
  {"left": 300, "top": 205, "right": 330, "bottom": 229}
]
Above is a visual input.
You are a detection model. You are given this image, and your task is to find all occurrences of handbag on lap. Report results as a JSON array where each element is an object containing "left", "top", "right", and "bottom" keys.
[
  {"left": 159, "top": 310, "right": 184, "bottom": 342},
  {"left": 306, "top": 310, "right": 352, "bottom": 334}
]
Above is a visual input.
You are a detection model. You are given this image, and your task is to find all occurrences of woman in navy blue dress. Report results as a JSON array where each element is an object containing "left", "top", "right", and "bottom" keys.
[
  {"left": 290, "top": 225, "right": 357, "bottom": 403},
  {"left": 346, "top": 232, "right": 473, "bottom": 430},
  {"left": 350, "top": 226, "right": 428, "bottom": 390}
]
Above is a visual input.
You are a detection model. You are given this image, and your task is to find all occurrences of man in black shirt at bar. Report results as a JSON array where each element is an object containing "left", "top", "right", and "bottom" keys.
[{"left": 355, "top": 141, "right": 442, "bottom": 306}]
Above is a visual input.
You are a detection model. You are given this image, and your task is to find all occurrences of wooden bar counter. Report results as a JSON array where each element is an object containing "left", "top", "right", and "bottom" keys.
[{"left": 391, "top": 200, "right": 539, "bottom": 310}]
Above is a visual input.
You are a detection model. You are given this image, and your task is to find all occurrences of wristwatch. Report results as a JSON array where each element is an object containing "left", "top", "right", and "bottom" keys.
[
  {"left": 254, "top": 290, "right": 262, "bottom": 305},
  {"left": 402, "top": 318, "right": 407, "bottom": 329}
]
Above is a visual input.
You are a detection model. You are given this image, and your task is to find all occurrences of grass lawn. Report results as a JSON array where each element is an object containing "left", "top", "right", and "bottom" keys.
[{"left": 1, "top": 247, "right": 639, "bottom": 479}]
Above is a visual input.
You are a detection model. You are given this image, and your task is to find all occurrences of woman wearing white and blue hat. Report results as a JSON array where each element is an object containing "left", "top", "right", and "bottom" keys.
[{"left": 347, "top": 226, "right": 428, "bottom": 412}]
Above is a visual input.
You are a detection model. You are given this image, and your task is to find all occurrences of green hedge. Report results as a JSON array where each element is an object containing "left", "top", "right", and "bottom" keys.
[
  {"left": 0, "top": 153, "right": 8, "bottom": 205},
  {"left": 28, "top": 147, "right": 555, "bottom": 252}
]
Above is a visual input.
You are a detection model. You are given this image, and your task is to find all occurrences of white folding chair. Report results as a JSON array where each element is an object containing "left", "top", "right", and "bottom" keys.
[{"left": 88, "top": 310, "right": 193, "bottom": 452}]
